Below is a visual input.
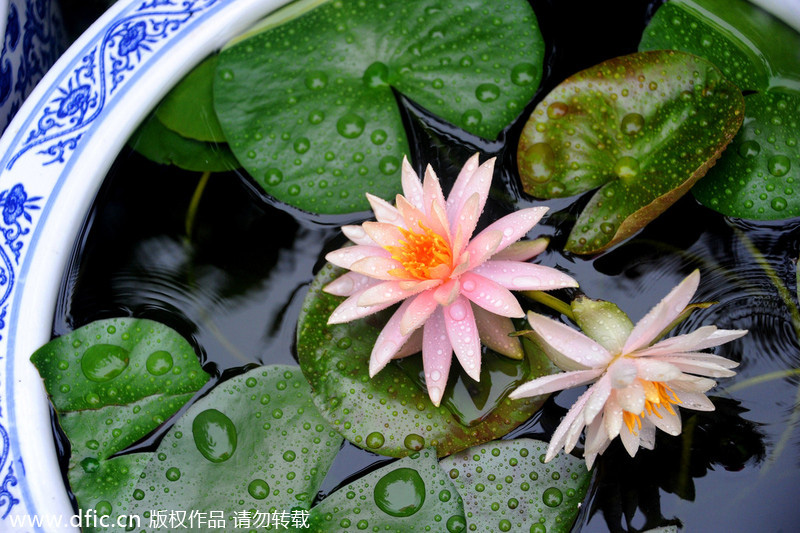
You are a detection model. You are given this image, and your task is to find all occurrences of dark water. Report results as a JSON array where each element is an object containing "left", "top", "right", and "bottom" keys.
[{"left": 52, "top": 0, "right": 800, "bottom": 531}]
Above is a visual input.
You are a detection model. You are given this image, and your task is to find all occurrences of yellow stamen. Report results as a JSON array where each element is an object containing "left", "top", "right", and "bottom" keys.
[
  {"left": 385, "top": 222, "right": 452, "bottom": 280},
  {"left": 622, "top": 380, "right": 681, "bottom": 435}
]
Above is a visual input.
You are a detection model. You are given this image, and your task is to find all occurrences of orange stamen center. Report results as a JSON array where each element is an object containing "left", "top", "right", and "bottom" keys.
[
  {"left": 385, "top": 223, "right": 452, "bottom": 280},
  {"left": 622, "top": 380, "right": 682, "bottom": 435}
]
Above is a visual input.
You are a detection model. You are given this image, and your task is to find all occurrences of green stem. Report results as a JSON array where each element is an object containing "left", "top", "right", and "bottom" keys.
[
  {"left": 523, "top": 291, "right": 575, "bottom": 321},
  {"left": 185, "top": 171, "right": 212, "bottom": 240},
  {"left": 723, "top": 368, "right": 800, "bottom": 394}
]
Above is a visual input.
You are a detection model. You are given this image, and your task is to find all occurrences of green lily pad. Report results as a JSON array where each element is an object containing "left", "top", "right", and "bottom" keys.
[
  {"left": 155, "top": 55, "right": 227, "bottom": 142},
  {"left": 127, "top": 365, "right": 343, "bottom": 526},
  {"left": 694, "top": 92, "right": 800, "bottom": 218},
  {"left": 639, "top": 0, "right": 800, "bottom": 92},
  {"left": 129, "top": 111, "right": 240, "bottom": 172},
  {"left": 309, "top": 448, "right": 465, "bottom": 532},
  {"left": 30, "top": 318, "right": 210, "bottom": 524},
  {"left": 214, "top": 0, "right": 544, "bottom": 214},
  {"left": 296, "top": 264, "right": 551, "bottom": 458},
  {"left": 440, "top": 439, "right": 591, "bottom": 533},
  {"left": 640, "top": 0, "right": 800, "bottom": 220},
  {"left": 517, "top": 50, "right": 743, "bottom": 254}
]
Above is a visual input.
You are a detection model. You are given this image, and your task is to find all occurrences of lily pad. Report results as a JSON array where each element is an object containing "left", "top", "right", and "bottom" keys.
[
  {"left": 296, "top": 264, "right": 551, "bottom": 458},
  {"left": 517, "top": 50, "right": 743, "bottom": 254},
  {"left": 127, "top": 365, "right": 343, "bottom": 526},
  {"left": 309, "top": 448, "right": 465, "bottom": 531},
  {"left": 440, "top": 439, "right": 591, "bottom": 533},
  {"left": 30, "top": 318, "right": 210, "bottom": 522},
  {"left": 639, "top": 0, "right": 800, "bottom": 220},
  {"left": 155, "top": 55, "right": 227, "bottom": 142},
  {"left": 639, "top": 0, "right": 800, "bottom": 92},
  {"left": 129, "top": 111, "right": 240, "bottom": 172},
  {"left": 214, "top": 0, "right": 544, "bottom": 214}
]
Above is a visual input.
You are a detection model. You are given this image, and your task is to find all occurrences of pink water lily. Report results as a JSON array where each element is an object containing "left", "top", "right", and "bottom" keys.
[
  {"left": 323, "top": 154, "right": 577, "bottom": 406},
  {"left": 510, "top": 270, "right": 747, "bottom": 468}
]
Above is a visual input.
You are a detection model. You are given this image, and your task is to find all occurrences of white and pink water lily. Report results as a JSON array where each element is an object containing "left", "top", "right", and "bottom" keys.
[
  {"left": 510, "top": 270, "right": 747, "bottom": 468},
  {"left": 323, "top": 154, "right": 577, "bottom": 406}
]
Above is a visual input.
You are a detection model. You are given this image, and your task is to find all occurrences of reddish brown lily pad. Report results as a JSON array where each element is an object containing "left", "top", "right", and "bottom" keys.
[{"left": 517, "top": 50, "right": 743, "bottom": 254}]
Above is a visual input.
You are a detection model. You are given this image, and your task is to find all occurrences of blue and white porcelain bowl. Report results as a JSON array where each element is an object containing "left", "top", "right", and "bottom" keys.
[
  {"left": 0, "top": 0, "right": 64, "bottom": 135},
  {"left": 0, "top": 0, "right": 798, "bottom": 531},
  {"left": 0, "top": 0, "right": 289, "bottom": 529}
]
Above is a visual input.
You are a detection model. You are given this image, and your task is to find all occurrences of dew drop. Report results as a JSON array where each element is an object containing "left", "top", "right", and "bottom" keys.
[
  {"left": 404, "top": 433, "right": 425, "bottom": 451},
  {"left": 288, "top": 185, "right": 301, "bottom": 196},
  {"left": 264, "top": 168, "right": 283, "bottom": 186},
  {"left": 600, "top": 222, "right": 615, "bottom": 235},
  {"left": 546, "top": 181, "right": 565, "bottom": 196},
  {"left": 371, "top": 129, "right": 387, "bottom": 145},
  {"left": 366, "top": 431, "right": 385, "bottom": 449},
  {"left": 80, "top": 457, "right": 100, "bottom": 473},
  {"left": 620, "top": 113, "right": 645, "bottom": 135},
  {"left": 308, "top": 110, "right": 325, "bottom": 124},
  {"left": 738, "top": 140, "right": 761, "bottom": 159},
  {"left": 546, "top": 101, "right": 568, "bottom": 119},
  {"left": 363, "top": 61, "right": 390, "bottom": 88},
  {"left": 133, "top": 489, "right": 145, "bottom": 501},
  {"left": 95, "top": 501, "right": 112, "bottom": 517},
  {"left": 283, "top": 450, "right": 296, "bottom": 462},
  {"left": 768, "top": 155, "right": 791, "bottom": 176},
  {"left": 447, "top": 515, "right": 467, "bottom": 532},
  {"left": 461, "top": 279, "right": 476, "bottom": 292},
  {"left": 293, "top": 137, "right": 310, "bottom": 154},
  {"left": 542, "top": 486, "right": 563, "bottom": 507},
  {"left": 521, "top": 143, "right": 555, "bottom": 184},
  {"left": 192, "top": 409, "right": 238, "bottom": 463},
  {"left": 614, "top": 156, "right": 639, "bottom": 179},
  {"left": 511, "top": 63, "right": 537, "bottom": 86},
  {"left": 462, "top": 109, "right": 482, "bottom": 127},
  {"left": 336, "top": 113, "right": 365, "bottom": 138},
  {"left": 81, "top": 344, "right": 130, "bottom": 382},
  {"left": 431, "top": 370, "right": 442, "bottom": 382},
  {"left": 373, "top": 468, "right": 426, "bottom": 517},
  {"left": 304, "top": 70, "right": 328, "bottom": 90},
  {"left": 146, "top": 350, "right": 173, "bottom": 376},
  {"left": 165, "top": 467, "right": 181, "bottom": 481},
  {"left": 379, "top": 155, "right": 400, "bottom": 175},
  {"left": 248, "top": 479, "right": 269, "bottom": 500},
  {"left": 771, "top": 197, "right": 788, "bottom": 211},
  {"left": 475, "top": 83, "right": 500, "bottom": 102},
  {"left": 448, "top": 302, "right": 467, "bottom": 321},
  {"left": 86, "top": 439, "right": 100, "bottom": 450}
]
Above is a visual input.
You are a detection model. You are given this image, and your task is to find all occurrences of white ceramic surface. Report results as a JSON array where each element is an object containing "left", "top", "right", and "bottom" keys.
[
  {"left": 0, "top": 0, "right": 64, "bottom": 135},
  {"left": 0, "top": 0, "right": 289, "bottom": 530}
]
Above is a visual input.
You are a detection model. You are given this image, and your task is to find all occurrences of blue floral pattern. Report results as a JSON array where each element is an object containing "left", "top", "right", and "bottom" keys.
[
  {"left": 7, "top": 0, "right": 221, "bottom": 168},
  {"left": 0, "top": 0, "right": 236, "bottom": 524}
]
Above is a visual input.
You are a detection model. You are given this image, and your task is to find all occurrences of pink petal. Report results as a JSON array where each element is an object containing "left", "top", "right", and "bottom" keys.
[
  {"left": 509, "top": 368, "right": 604, "bottom": 399},
  {"left": 564, "top": 409, "right": 588, "bottom": 453},
  {"left": 608, "top": 359, "right": 638, "bottom": 388},
  {"left": 394, "top": 329, "right": 423, "bottom": 359},
  {"left": 326, "top": 245, "right": 390, "bottom": 269},
  {"left": 433, "top": 279, "right": 460, "bottom": 307},
  {"left": 349, "top": 256, "right": 404, "bottom": 280},
  {"left": 491, "top": 238, "right": 549, "bottom": 261},
  {"left": 603, "top": 394, "right": 624, "bottom": 440},
  {"left": 450, "top": 193, "right": 481, "bottom": 258},
  {"left": 396, "top": 194, "right": 428, "bottom": 233},
  {"left": 446, "top": 156, "right": 494, "bottom": 230},
  {"left": 615, "top": 380, "right": 645, "bottom": 414},
  {"left": 422, "top": 164, "right": 447, "bottom": 219},
  {"left": 659, "top": 352, "right": 739, "bottom": 369},
  {"left": 619, "top": 419, "right": 642, "bottom": 457},
  {"left": 472, "top": 304, "right": 524, "bottom": 359},
  {"left": 445, "top": 153, "right": 483, "bottom": 224},
  {"left": 423, "top": 308, "right": 453, "bottom": 406},
  {"left": 366, "top": 193, "right": 403, "bottom": 226},
  {"left": 545, "top": 387, "right": 593, "bottom": 462},
  {"left": 622, "top": 270, "right": 700, "bottom": 354},
  {"left": 401, "top": 156, "right": 424, "bottom": 209},
  {"left": 472, "top": 261, "right": 578, "bottom": 291},
  {"left": 639, "top": 421, "right": 656, "bottom": 450},
  {"left": 342, "top": 224, "right": 375, "bottom": 246},
  {"left": 357, "top": 279, "right": 440, "bottom": 307},
  {"left": 328, "top": 289, "right": 395, "bottom": 324},
  {"left": 472, "top": 206, "right": 548, "bottom": 256},
  {"left": 323, "top": 271, "right": 377, "bottom": 297},
  {"left": 527, "top": 312, "right": 612, "bottom": 371},
  {"left": 362, "top": 221, "right": 404, "bottom": 248},
  {"left": 671, "top": 389, "right": 714, "bottom": 411},
  {"left": 584, "top": 415, "right": 610, "bottom": 468},
  {"left": 369, "top": 299, "right": 417, "bottom": 376},
  {"left": 400, "top": 291, "right": 438, "bottom": 335},
  {"left": 443, "top": 296, "right": 482, "bottom": 381},
  {"left": 670, "top": 374, "right": 717, "bottom": 393},
  {"left": 464, "top": 230, "right": 503, "bottom": 270},
  {"left": 634, "top": 326, "right": 746, "bottom": 356},
  {"left": 634, "top": 359, "right": 683, "bottom": 382},
  {"left": 656, "top": 358, "right": 737, "bottom": 378},
  {"left": 583, "top": 375, "right": 612, "bottom": 425},
  {"left": 689, "top": 328, "right": 748, "bottom": 350},
  {"left": 646, "top": 407, "right": 681, "bottom": 436},
  {"left": 459, "top": 272, "right": 524, "bottom": 318}
]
